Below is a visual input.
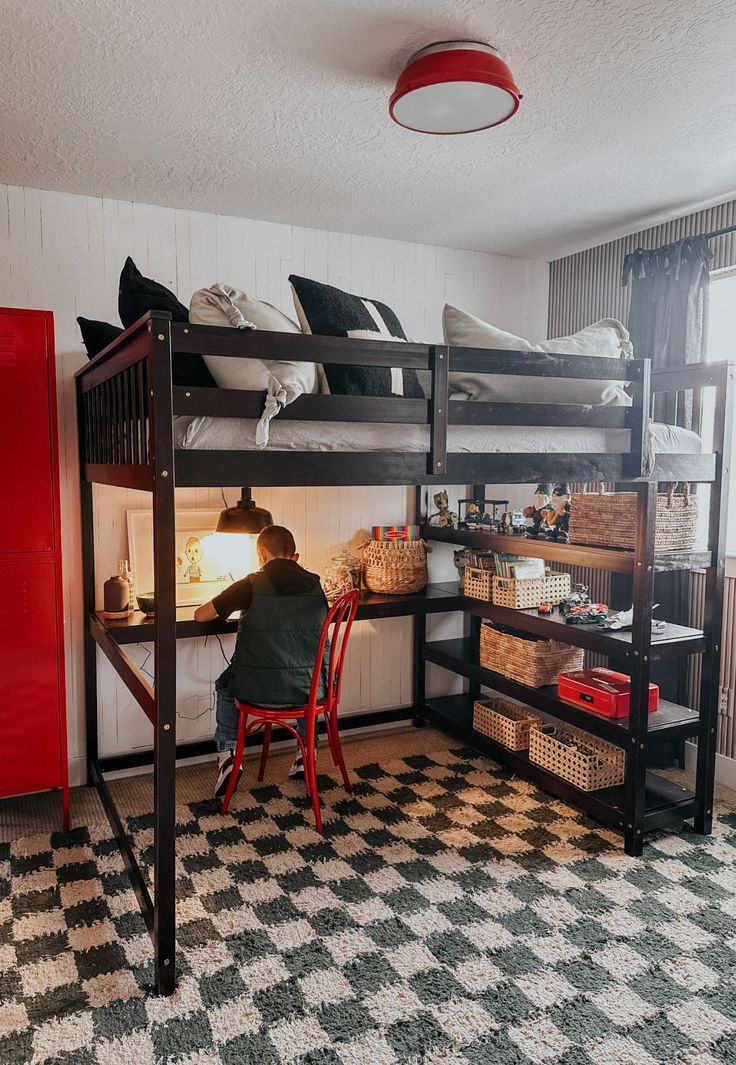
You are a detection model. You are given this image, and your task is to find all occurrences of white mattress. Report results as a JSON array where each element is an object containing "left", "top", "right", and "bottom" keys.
[{"left": 174, "top": 415, "right": 702, "bottom": 456}]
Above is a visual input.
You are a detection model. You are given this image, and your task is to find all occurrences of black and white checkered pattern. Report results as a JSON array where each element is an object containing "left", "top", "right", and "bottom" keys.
[{"left": 2, "top": 747, "right": 736, "bottom": 1064}]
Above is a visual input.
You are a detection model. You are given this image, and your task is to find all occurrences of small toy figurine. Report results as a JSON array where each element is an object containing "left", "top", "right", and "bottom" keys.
[
  {"left": 429, "top": 490, "right": 458, "bottom": 528},
  {"left": 544, "top": 483, "right": 572, "bottom": 542},
  {"left": 524, "top": 484, "right": 553, "bottom": 538}
]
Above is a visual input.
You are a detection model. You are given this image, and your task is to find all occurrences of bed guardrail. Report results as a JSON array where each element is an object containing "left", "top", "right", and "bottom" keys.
[{"left": 76, "top": 312, "right": 726, "bottom": 490}]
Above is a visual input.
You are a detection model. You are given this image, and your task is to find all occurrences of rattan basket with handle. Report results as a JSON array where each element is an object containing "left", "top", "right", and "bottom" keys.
[
  {"left": 569, "top": 483, "right": 698, "bottom": 551},
  {"left": 480, "top": 623, "right": 585, "bottom": 687},
  {"left": 492, "top": 572, "right": 571, "bottom": 610},
  {"left": 529, "top": 724, "right": 625, "bottom": 791},
  {"left": 362, "top": 539, "right": 428, "bottom": 595},
  {"left": 473, "top": 698, "right": 541, "bottom": 751}
]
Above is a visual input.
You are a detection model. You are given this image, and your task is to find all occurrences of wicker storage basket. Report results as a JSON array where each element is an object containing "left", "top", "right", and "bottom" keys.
[
  {"left": 529, "top": 724, "right": 625, "bottom": 791},
  {"left": 492, "top": 572, "right": 571, "bottom": 610},
  {"left": 569, "top": 486, "right": 698, "bottom": 551},
  {"left": 464, "top": 567, "right": 494, "bottom": 602},
  {"left": 473, "top": 698, "right": 541, "bottom": 751},
  {"left": 480, "top": 623, "right": 585, "bottom": 687},
  {"left": 362, "top": 540, "right": 428, "bottom": 594}
]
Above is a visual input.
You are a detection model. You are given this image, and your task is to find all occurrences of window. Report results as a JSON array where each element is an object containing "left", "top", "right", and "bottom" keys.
[{"left": 707, "top": 270, "right": 736, "bottom": 555}]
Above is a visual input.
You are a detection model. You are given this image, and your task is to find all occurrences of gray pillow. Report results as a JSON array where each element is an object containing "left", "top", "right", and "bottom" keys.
[{"left": 443, "top": 305, "right": 632, "bottom": 406}]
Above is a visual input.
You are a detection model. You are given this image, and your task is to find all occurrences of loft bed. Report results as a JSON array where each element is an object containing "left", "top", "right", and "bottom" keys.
[{"left": 75, "top": 310, "right": 733, "bottom": 995}]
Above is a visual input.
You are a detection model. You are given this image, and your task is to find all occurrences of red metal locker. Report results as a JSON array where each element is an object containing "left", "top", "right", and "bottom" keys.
[
  {"left": 0, "top": 308, "right": 68, "bottom": 827},
  {"left": 0, "top": 311, "right": 57, "bottom": 553},
  {"left": 0, "top": 562, "right": 63, "bottom": 794}
]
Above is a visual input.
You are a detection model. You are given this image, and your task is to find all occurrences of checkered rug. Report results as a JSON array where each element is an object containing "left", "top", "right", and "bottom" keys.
[{"left": 3, "top": 747, "right": 736, "bottom": 1065}]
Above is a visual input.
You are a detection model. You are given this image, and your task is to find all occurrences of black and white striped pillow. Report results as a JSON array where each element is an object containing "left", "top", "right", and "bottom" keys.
[{"left": 289, "top": 275, "right": 423, "bottom": 398}]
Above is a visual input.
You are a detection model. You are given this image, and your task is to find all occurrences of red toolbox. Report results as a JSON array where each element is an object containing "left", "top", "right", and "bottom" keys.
[{"left": 557, "top": 667, "right": 659, "bottom": 718}]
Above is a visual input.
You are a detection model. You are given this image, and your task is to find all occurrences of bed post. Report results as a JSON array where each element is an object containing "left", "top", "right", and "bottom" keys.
[
  {"left": 149, "top": 313, "right": 178, "bottom": 995},
  {"left": 623, "top": 358, "right": 651, "bottom": 479},
  {"left": 695, "top": 362, "right": 734, "bottom": 835},
  {"left": 624, "top": 479, "right": 657, "bottom": 856}
]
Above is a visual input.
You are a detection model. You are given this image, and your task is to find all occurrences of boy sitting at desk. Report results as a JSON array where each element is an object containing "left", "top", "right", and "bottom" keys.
[{"left": 194, "top": 525, "right": 328, "bottom": 798}]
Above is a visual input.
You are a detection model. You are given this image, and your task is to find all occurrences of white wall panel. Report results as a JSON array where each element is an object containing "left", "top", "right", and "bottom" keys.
[{"left": 0, "top": 183, "right": 548, "bottom": 782}]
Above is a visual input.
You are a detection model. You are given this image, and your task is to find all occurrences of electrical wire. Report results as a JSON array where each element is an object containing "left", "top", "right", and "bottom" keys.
[{"left": 135, "top": 633, "right": 232, "bottom": 722}]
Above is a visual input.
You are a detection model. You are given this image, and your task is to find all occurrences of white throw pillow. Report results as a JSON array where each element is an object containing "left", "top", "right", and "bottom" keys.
[
  {"left": 189, "top": 284, "right": 321, "bottom": 446},
  {"left": 443, "top": 304, "right": 633, "bottom": 406}
]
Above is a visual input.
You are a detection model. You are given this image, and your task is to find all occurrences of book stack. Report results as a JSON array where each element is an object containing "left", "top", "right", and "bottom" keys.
[{"left": 493, "top": 553, "right": 546, "bottom": 580}]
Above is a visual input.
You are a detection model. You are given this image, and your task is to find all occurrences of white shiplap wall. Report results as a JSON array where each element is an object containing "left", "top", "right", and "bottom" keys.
[{"left": 0, "top": 184, "right": 549, "bottom": 784}]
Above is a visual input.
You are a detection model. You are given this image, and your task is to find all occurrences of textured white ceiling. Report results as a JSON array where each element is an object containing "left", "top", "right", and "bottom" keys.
[{"left": 2, "top": 0, "right": 736, "bottom": 259}]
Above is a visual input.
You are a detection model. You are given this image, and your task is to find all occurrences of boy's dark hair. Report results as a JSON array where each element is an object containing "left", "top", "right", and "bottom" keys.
[{"left": 257, "top": 525, "right": 296, "bottom": 558}]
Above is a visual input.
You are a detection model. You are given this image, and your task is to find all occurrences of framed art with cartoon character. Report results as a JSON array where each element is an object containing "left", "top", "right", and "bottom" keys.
[{"left": 127, "top": 509, "right": 239, "bottom": 606}]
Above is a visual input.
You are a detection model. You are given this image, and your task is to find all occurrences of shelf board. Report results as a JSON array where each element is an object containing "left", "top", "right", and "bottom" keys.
[
  {"left": 426, "top": 694, "right": 697, "bottom": 833},
  {"left": 423, "top": 524, "right": 635, "bottom": 573},
  {"left": 423, "top": 638, "right": 702, "bottom": 746},
  {"left": 93, "top": 583, "right": 465, "bottom": 646},
  {"left": 422, "top": 524, "right": 712, "bottom": 574},
  {"left": 462, "top": 601, "right": 705, "bottom": 660}
]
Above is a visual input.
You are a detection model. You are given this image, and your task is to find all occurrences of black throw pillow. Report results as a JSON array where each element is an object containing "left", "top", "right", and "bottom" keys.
[
  {"left": 77, "top": 317, "right": 123, "bottom": 357},
  {"left": 115, "top": 258, "right": 216, "bottom": 388},
  {"left": 289, "top": 274, "right": 424, "bottom": 398},
  {"left": 118, "top": 256, "right": 189, "bottom": 328}
]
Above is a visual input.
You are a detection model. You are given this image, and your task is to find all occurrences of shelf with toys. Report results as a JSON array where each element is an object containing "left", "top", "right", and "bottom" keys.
[{"left": 416, "top": 476, "right": 723, "bottom": 858}]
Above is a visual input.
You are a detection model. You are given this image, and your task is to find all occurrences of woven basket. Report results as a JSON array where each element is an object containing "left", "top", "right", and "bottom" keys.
[
  {"left": 529, "top": 724, "right": 625, "bottom": 791},
  {"left": 464, "top": 567, "right": 494, "bottom": 602},
  {"left": 362, "top": 540, "right": 428, "bottom": 594},
  {"left": 473, "top": 698, "right": 541, "bottom": 751},
  {"left": 569, "top": 486, "right": 698, "bottom": 551},
  {"left": 480, "top": 623, "right": 585, "bottom": 687},
  {"left": 493, "top": 572, "right": 571, "bottom": 610}
]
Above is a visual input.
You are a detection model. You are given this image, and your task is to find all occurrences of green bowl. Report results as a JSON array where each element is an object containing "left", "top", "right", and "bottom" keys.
[{"left": 137, "top": 593, "right": 156, "bottom": 616}]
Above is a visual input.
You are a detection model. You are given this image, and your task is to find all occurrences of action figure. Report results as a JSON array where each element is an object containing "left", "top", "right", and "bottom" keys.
[
  {"left": 524, "top": 483, "right": 553, "bottom": 538},
  {"left": 429, "top": 490, "right": 458, "bottom": 528},
  {"left": 545, "top": 483, "right": 571, "bottom": 542}
]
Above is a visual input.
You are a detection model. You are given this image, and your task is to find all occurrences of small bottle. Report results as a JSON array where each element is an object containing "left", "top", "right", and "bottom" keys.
[
  {"left": 119, "top": 560, "right": 135, "bottom": 614},
  {"left": 104, "top": 573, "right": 129, "bottom": 618}
]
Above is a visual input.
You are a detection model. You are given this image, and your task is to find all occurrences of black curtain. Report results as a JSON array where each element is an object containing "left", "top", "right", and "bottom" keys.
[{"left": 622, "top": 236, "right": 713, "bottom": 427}]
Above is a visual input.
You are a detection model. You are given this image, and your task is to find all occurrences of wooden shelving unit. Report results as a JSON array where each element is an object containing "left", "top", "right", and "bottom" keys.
[{"left": 417, "top": 504, "right": 725, "bottom": 857}]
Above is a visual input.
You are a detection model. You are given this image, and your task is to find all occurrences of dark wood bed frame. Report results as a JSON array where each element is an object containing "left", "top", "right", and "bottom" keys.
[{"left": 75, "top": 310, "right": 733, "bottom": 994}]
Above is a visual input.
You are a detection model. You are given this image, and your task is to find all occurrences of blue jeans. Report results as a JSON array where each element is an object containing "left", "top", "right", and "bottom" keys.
[{"left": 215, "top": 679, "right": 307, "bottom": 752}]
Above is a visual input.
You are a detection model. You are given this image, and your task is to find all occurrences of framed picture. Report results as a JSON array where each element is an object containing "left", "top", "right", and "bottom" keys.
[{"left": 127, "top": 509, "right": 245, "bottom": 607}]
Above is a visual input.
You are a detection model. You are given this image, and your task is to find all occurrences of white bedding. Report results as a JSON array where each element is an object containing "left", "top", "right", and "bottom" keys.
[{"left": 174, "top": 415, "right": 702, "bottom": 456}]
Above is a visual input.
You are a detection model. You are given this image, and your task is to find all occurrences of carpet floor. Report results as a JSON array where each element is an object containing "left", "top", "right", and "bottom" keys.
[{"left": 2, "top": 740, "right": 736, "bottom": 1065}]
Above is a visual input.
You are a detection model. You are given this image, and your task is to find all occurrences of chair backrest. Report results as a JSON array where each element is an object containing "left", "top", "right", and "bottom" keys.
[{"left": 307, "top": 589, "right": 359, "bottom": 712}]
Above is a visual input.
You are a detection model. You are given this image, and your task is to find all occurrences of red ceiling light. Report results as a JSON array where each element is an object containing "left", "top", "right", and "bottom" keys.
[{"left": 389, "top": 41, "right": 522, "bottom": 135}]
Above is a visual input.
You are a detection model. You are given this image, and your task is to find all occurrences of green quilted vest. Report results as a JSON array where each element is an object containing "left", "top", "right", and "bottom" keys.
[{"left": 228, "top": 570, "right": 328, "bottom": 707}]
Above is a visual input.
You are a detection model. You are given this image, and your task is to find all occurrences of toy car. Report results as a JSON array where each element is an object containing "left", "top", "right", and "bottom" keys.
[
  {"left": 565, "top": 604, "right": 609, "bottom": 625},
  {"left": 537, "top": 603, "right": 554, "bottom": 614},
  {"left": 559, "top": 583, "right": 591, "bottom": 615}
]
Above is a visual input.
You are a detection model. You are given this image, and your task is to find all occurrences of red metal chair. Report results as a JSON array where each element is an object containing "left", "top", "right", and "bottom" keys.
[{"left": 220, "top": 589, "right": 360, "bottom": 832}]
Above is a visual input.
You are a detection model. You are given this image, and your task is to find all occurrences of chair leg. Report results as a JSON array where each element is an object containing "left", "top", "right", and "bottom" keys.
[
  {"left": 327, "top": 709, "right": 352, "bottom": 793},
  {"left": 306, "top": 716, "right": 323, "bottom": 834},
  {"left": 221, "top": 713, "right": 247, "bottom": 815},
  {"left": 258, "top": 723, "right": 272, "bottom": 782}
]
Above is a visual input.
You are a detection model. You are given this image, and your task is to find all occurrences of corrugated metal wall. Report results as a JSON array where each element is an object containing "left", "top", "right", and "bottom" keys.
[
  {"left": 549, "top": 199, "right": 736, "bottom": 338},
  {"left": 549, "top": 200, "right": 736, "bottom": 756}
]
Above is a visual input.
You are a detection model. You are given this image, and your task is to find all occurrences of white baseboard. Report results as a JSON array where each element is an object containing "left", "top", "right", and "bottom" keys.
[{"left": 684, "top": 741, "right": 736, "bottom": 791}]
